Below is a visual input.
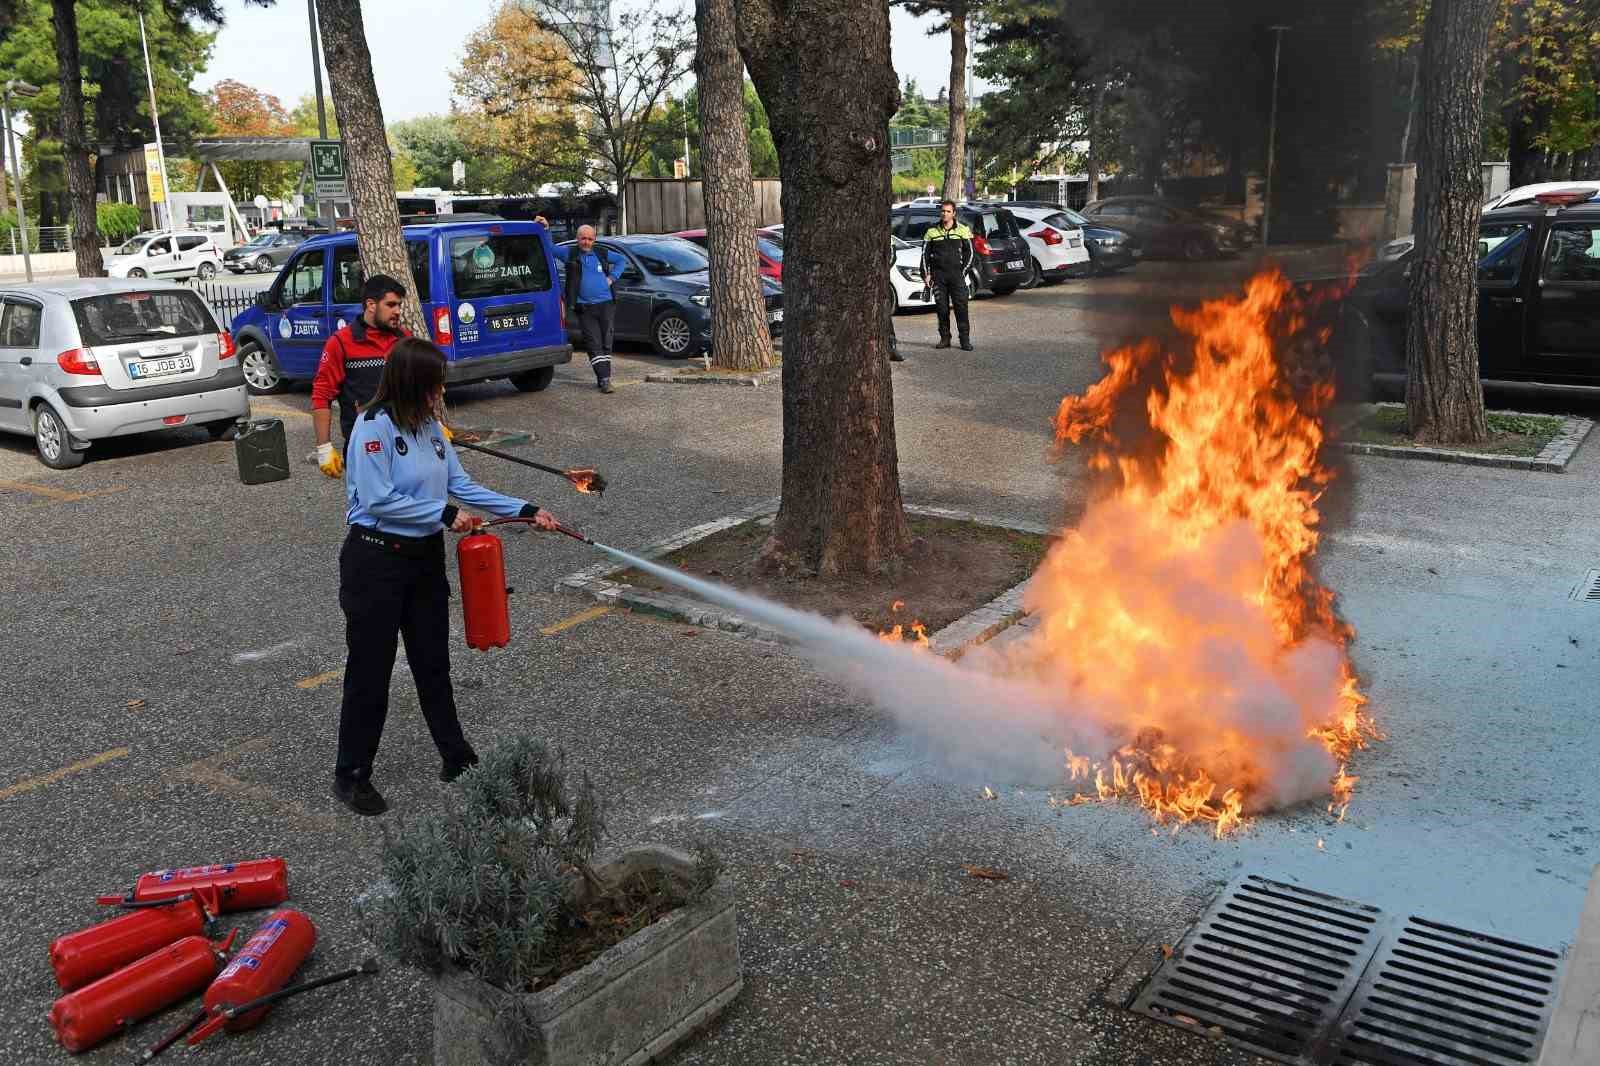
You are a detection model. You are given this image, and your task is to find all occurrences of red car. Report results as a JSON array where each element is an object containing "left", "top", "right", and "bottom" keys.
[{"left": 671, "top": 228, "right": 784, "bottom": 282}]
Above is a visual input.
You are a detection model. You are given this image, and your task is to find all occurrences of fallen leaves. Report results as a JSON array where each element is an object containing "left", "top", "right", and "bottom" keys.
[
  {"left": 126, "top": 699, "right": 146, "bottom": 712},
  {"left": 961, "top": 865, "right": 1010, "bottom": 882},
  {"left": 1160, "top": 943, "right": 1173, "bottom": 958},
  {"left": 980, "top": 786, "right": 998, "bottom": 801},
  {"left": 838, "top": 879, "right": 860, "bottom": 889}
]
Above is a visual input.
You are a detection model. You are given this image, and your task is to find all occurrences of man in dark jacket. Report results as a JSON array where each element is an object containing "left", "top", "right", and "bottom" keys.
[
  {"left": 920, "top": 200, "right": 975, "bottom": 351},
  {"left": 311, "top": 274, "right": 411, "bottom": 477},
  {"left": 558, "top": 226, "right": 624, "bottom": 394}
]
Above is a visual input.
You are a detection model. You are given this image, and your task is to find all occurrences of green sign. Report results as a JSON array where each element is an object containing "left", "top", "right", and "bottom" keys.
[{"left": 311, "top": 140, "right": 347, "bottom": 200}]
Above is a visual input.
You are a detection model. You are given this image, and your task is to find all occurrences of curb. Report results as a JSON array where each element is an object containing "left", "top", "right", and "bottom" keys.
[
  {"left": 1333, "top": 407, "right": 1594, "bottom": 473},
  {"left": 554, "top": 500, "right": 1046, "bottom": 656},
  {"left": 644, "top": 366, "right": 782, "bottom": 388}
]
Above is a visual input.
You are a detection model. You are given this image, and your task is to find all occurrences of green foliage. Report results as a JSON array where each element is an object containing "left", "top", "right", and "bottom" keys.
[
  {"left": 95, "top": 201, "right": 141, "bottom": 242},
  {"left": 389, "top": 115, "right": 483, "bottom": 190},
  {"left": 892, "top": 78, "right": 949, "bottom": 132},
  {"left": 642, "top": 81, "right": 780, "bottom": 180},
  {"left": 363, "top": 735, "right": 722, "bottom": 1052}
]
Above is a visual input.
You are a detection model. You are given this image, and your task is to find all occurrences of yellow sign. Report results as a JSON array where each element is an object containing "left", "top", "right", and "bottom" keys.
[{"left": 143, "top": 142, "right": 166, "bottom": 204}]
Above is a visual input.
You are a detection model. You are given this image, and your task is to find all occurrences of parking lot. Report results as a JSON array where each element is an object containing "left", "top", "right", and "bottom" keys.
[{"left": 5, "top": 254, "right": 1599, "bottom": 1065}]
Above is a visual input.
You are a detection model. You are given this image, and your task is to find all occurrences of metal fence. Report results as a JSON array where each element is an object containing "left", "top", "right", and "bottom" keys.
[
  {"left": 3, "top": 224, "right": 72, "bottom": 255},
  {"left": 188, "top": 280, "right": 260, "bottom": 329}
]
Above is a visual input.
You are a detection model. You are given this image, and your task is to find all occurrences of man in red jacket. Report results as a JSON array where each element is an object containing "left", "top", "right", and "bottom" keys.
[{"left": 311, "top": 275, "right": 409, "bottom": 477}]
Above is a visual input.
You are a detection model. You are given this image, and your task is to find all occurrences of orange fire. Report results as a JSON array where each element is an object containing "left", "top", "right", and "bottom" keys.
[
  {"left": 1025, "top": 269, "right": 1380, "bottom": 836},
  {"left": 566, "top": 469, "right": 599, "bottom": 494},
  {"left": 878, "top": 620, "right": 930, "bottom": 648}
]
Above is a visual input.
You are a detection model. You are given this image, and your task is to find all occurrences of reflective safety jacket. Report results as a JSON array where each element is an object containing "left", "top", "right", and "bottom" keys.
[{"left": 920, "top": 222, "right": 976, "bottom": 282}]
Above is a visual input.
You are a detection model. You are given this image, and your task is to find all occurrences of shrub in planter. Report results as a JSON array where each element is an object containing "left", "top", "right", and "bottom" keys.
[{"left": 361, "top": 737, "right": 737, "bottom": 1066}]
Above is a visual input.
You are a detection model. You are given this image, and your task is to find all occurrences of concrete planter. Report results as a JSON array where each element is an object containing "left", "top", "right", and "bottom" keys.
[{"left": 433, "top": 845, "right": 742, "bottom": 1066}]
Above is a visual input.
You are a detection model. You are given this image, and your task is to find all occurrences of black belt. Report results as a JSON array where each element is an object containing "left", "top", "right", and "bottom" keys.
[{"left": 348, "top": 525, "right": 442, "bottom": 558}]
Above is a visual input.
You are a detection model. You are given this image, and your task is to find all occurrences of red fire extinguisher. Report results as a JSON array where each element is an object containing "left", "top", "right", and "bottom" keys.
[
  {"left": 48, "top": 930, "right": 236, "bottom": 1053},
  {"left": 50, "top": 893, "right": 214, "bottom": 992},
  {"left": 96, "top": 858, "right": 289, "bottom": 913},
  {"left": 187, "top": 908, "right": 317, "bottom": 1045},
  {"left": 458, "top": 528, "right": 511, "bottom": 650}
]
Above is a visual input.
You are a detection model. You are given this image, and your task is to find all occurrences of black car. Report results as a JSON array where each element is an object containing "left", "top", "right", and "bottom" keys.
[
  {"left": 558, "top": 235, "right": 783, "bottom": 358},
  {"left": 1080, "top": 196, "right": 1254, "bottom": 260},
  {"left": 888, "top": 204, "right": 1033, "bottom": 296},
  {"left": 1001, "top": 200, "right": 1142, "bottom": 274},
  {"left": 224, "top": 231, "right": 309, "bottom": 274},
  {"left": 1345, "top": 195, "right": 1600, "bottom": 397}
]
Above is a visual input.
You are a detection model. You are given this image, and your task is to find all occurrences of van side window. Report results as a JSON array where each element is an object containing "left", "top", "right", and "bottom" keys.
[
  {"left": 177, "top": 235, "right": 208, "bottom": 252},
  {"left": 1541, "top": 225, "right": 1600, "bottom": 284},
  {"left": 408, "top": 240, "right": 431, "bottom": 301},
  {"left": 282, "top": 252, "right": 326, "bottom": 305},
  {"left": 331, "top": 244, "right": 364, "bottom": 304}
]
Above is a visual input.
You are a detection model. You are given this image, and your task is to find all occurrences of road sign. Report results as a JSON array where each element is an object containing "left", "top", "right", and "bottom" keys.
[
  {"left": 144, "top": 143, "right": 166, "bottom": 204},
  {"left": 310, "top": 140, "right": 348, "bottom": 200}
]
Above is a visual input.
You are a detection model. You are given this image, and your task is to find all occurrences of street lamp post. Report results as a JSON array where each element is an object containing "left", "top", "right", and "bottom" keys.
[
  {"left": 1, "top": 79, "right": 40, "bottom": 282},
  {"left": 1263, "top": 25, "right": 1290, "bottom": 248}
]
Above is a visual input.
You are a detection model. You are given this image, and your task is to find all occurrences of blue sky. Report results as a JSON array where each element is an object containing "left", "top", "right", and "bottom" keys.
[{"left": 195, "top": 1, "right": 982, "bottom": 122}]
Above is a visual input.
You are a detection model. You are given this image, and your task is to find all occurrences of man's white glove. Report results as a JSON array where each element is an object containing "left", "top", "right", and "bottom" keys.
[{"left": 317, "top": 442, "right": 344, "bottom": 479}]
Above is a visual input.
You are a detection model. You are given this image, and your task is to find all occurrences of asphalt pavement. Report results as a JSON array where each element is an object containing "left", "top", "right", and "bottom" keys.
[{"left": 2, "top": 247, "right": 1597, "bottom": 1065}]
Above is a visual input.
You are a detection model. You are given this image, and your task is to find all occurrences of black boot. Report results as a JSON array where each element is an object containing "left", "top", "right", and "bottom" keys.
[{"left": 935, "top": 338, "right": 952, "bottom": 349}]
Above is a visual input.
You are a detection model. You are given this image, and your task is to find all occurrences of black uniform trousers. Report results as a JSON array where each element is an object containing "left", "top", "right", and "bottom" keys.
[
  {"left": 576, "top": 301, "right": 615, "bottom": 384},
  {"left": 930, "top": 270, "right": 970, "bottom": 344},
  {"left": 335, "top": 528, "right": 474, "bottom": 783}
]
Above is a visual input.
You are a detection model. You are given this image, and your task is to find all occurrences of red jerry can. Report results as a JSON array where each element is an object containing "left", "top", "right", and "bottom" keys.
[
  {"left": 458, "top": 529, "right": 511, "bottom": 650},
  {"left": 50, "top": 893, "right": 212, "bottom": 991},
  {"left": 96, "top": 858, "right": 289, "bottom": 913},
  {"left": 187, "top": 908, "right": 317, "bottom": 1045},
  {"left": 48, "top": 930, "right": 234, "bottom": 1053}
]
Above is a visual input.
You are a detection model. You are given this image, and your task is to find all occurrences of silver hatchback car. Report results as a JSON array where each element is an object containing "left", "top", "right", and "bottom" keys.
[{"left": 0, "top": 280, "right": 250, "bottom": 468}]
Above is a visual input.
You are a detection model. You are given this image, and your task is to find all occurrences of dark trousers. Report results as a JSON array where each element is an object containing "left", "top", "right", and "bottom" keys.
[
  {"left": 931, "top": 272, "right": 970, "bottom": 344},
  {"left": 335, "top": 530, "right": 473, "bottom": 783},
  {"left": 885, "top": 285, "right": 900, "bottom": 359},
  {"left": 576, "top": 301, "right": 615, "bottom": 384}
]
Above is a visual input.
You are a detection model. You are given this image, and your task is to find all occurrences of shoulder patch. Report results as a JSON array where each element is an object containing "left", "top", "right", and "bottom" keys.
[
  {"left": 394, "top": 437, "right": 409, "bottom": 456},
  {"left": 432, "top": 437, "right": 445, "bottom": 459},
  {"left": 365, "top": 440, "right": 382, "bottom": 454}
]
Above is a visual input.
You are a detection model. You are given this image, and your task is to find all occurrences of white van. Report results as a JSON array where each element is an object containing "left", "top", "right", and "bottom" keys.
[{"left": 105, "top": 231, "right": 223, "bottom": 281}]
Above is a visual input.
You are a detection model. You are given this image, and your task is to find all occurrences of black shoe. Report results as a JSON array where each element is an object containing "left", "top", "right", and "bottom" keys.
[
  {"left": 960, "top": 341, "right": 974, "bottom": 351},
  {"left": 598, "top": 380, "right": 615, "bottom": 394},
  {"left": 889, "top": 351, "right": 905, "bottom": 362},
  {"left": 935, "top": 339, "right": 952, "bottom": 350},
  {"left": 332, "top": 777, "right": 388, "bottom": 816},
  {"left": 440, "top": 754, "right": 480, "bottom": 783}
]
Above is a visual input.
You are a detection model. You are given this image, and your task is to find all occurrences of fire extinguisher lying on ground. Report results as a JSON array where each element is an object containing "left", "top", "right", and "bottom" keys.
[
  {"left": 95, "top": 858, "right": 289, "bottom": 913},
  {"left": 48, "top": 930, "right": 237, "bottom": 1053},
  {"left": 50, "top": 892, "right": 217, "bottom": 992}
]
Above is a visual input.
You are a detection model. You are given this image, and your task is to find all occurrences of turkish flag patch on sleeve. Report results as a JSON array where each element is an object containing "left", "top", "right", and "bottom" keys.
[{"left": 365, "top": 440, "right": 382, "bottom": 454}]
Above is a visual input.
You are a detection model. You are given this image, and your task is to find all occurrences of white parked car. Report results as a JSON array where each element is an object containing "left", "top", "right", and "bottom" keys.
[
  {"left": 889, "top": 236, "right": 933, "bottom": 313},
  {"left": 1377, "top": 181, "right": 1600, "bottom": 261},
  {"left": 105, "top": 231, "right": 223, "bottom": 281},
  {"left": 1003, "top": 205, "right": 1092, "bottom": 288}
]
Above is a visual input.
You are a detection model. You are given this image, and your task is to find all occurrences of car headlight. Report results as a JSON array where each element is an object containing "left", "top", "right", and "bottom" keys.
[
  {"left": 690, "top": 291, "right": 711, "bottom": 307},
  {"left": 897, "top": 266, "right": 923, "bottom": 281}
]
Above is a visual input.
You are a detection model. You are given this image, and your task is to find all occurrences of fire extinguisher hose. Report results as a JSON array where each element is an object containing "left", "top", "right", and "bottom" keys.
[
  {"left": 186, "top": 958, "right": 380, "bottom": 1046},
  {"left": 479, "top": 516, "right": 597, "bottom": 546},
  {"left": 138, "top": 1008, "right": 207, "bottom": 1062}
]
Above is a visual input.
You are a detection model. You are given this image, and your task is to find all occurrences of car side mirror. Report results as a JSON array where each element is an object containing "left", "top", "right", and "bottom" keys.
[{"left": 1477, "top": 241, "right": 1490, "bottom": 260}]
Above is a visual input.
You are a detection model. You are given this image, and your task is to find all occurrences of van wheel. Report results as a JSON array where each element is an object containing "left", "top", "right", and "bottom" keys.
[
  {"left": 196, "top": 261, "right": 217, "bottom": 280},
  {"left": 652, "top": 311, "right": 694, "bottom": 358},
  {"left": 239, "top": 340, "right": 284, "bottom": 395},
  {"left": 510, "top": 366, "right": 555, "bottom": 393},
  {"left": 128, "top": 268, "right": 147, "bottom": 279},
  {"left": 34, "top": 405, "right": 85, "bottom": 469}
]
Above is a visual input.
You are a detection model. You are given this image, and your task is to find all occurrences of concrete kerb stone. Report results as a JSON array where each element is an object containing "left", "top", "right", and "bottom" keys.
[
  {"left": 643, "top": 366, "right": 783, "bottom": 388},
  {"left": 554, "top": 500, "right": 1049, "bottom": 655},
  {"left": 1333, "top": 403, "right": 1595, "bottom": 473}
]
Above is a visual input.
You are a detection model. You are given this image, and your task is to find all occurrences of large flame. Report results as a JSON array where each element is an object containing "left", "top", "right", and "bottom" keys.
[{"left": 1024, "top": 270, "right": 1380, "bottom": 836}]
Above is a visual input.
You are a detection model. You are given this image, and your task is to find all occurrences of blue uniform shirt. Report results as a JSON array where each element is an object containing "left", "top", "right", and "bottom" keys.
[
  {"left": 346, "top": 408, "right": 530, "bottom": 537},
  {"left": 555, "top": 245, "right": 624, "bottom": 305}
]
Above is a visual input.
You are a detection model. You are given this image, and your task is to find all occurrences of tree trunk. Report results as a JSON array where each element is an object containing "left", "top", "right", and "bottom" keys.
[
  {"left": 51, "top": 0, "right": 104, "bottom": 278},
  {"left": 735, "top": 0, "right": 909, "bottom": 576},
  {"left": 1405, "top": 0, "right": 1495, "bottom": 445},
  {"left": 315, "top": 0, "right": 424, "bottom": 335},
  {"left": 697, "top": 0, "right": 773, "bottom": 371},
  {"left": 942, "top": 4, "right": 967, "bottom": 203},
  {"left": 1086, "top": 79, "right": 1103, "bottom": 203}
]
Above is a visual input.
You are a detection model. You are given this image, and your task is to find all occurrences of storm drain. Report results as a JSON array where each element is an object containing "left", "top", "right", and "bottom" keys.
[
  {"left": 1129, "top": 875, "right": 1385, "bottom": 1062},
  {"left": 1327, "top": 916, "right": 1563, "bottom": 1065},
  {"left": 1129, "top": 877, "right": 1567, "bottom": 1065},
  {"left": 1570, "top": 569, "right": 1600, "bottom": 602}
]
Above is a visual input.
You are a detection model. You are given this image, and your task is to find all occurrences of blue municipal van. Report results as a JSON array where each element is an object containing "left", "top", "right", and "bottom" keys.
[{"left": 229, "top": 220, "right": 572, "bottom": 395}]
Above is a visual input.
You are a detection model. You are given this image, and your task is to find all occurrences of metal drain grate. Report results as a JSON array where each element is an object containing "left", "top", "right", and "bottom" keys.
[
  {"left": 1130, "top": 875, "right": 1386, "bottom": 1062},
  {"left": 1327, "top": 916, "right": 1564, "bottom": 1065},
  {"left": 1569, "top": 569, "right": 1600, "bottom": 602}
]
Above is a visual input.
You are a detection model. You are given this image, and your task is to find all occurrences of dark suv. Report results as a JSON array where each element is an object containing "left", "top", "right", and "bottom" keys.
[
  {"left": 889, "top": 204, "right": 1032, "bottom": 296},
  {"left": 1345, "top": 194, "right": 1600, "bottom": 396}
]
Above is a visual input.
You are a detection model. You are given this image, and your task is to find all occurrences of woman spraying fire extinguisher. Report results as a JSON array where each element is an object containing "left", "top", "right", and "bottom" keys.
[{"left": 333, "top": 338, "right": 560, "bottom": 816}]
